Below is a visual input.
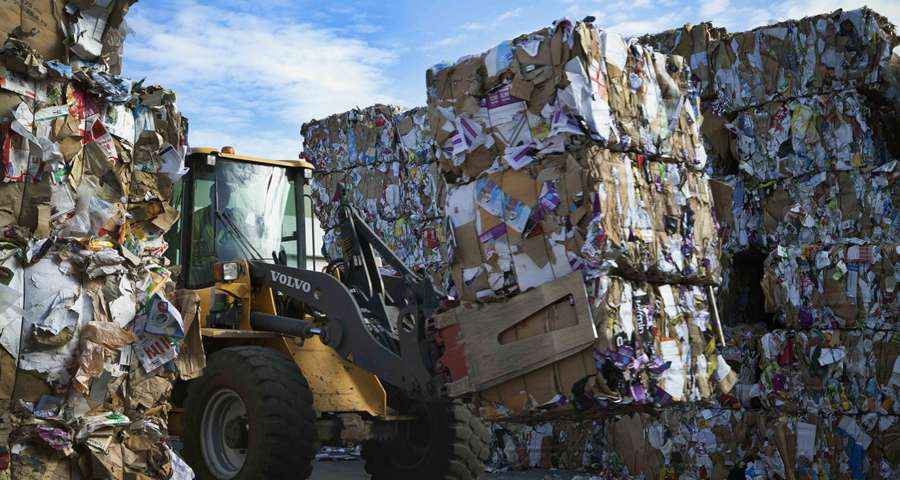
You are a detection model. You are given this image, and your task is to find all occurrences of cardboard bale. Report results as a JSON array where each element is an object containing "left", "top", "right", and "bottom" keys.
[
  {"left": 485, "top": 415, "right": 663, "bottom": 477},
  {"left": 761, "top": 244, "right": 900, "bottom": 331},
  {"left": 640, "top": 7, "right": 900, "bottom": 113},
  {"left": 0, "top": 10, "right": 194, "bottom": 478},
  {"left": 426, "top": 20, "right": 706, "bottom": 179},
  {"left": 720, "top": 165, "right": 900, "bottom": 255},
  {"left": 304, "top": 106, "right": 452, "bottom": 291},
  {"left": 725, "top": 90, "right": 899, "bottom": 181},
  {"left": 446, "top": 149, "right": 722, "bottom": 304}
]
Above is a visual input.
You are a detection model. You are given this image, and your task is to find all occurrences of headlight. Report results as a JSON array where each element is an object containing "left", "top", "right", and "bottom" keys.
[
  {"left": 206, "top": 154, "right": 217, "bottom": 166},
  {"left": 302, "top": 168, "right": 313, "bottom": 179},
  {"left": 214, "top": 261, "right": 240, "bottom": 282}
]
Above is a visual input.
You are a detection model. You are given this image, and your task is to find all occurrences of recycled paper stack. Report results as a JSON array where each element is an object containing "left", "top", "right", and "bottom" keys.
[
  {"left": 425, "top": 19, "right": 737, "bottom": 415},
  {"left": 484, "top": 408, "right": 900, "bottom": 479},
  {"left": 638, "top": 7, "right": 900, "bottom": 333},
  {"left": 428, "top": 19, "right": 722, "bottom": 295},
  {"left": 638, "top": 8, "right": 900, "bottom": 112},
  {"left": 0, "top": 2, "right": 197, "bottom": 478},
  {"left": 302, "top": 106, "right": 452, "bottom": 291},
  {"left": 479, "top": 323, "right": 900, "bottom": 479},
  {"left": 716, "top": 326, "right": 900, "bottom": 479},
  {"left": 492, "top": 9, "right": 900, "bottom": 479}
]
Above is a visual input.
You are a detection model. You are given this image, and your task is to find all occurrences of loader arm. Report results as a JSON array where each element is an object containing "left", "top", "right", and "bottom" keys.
[
  {"left": 249, "top": 262, "right": 444, "bottom": 400},
  {"left": 246, "top": 188, "right": 445, "bottom": 401}
]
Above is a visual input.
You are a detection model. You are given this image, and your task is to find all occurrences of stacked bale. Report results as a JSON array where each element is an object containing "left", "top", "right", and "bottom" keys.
[
  {"left": 0, "top": 2, "right": 197, "bottom": 477},
  {"left": 302, "top": 106, "right": 452, "bottom": 290}
]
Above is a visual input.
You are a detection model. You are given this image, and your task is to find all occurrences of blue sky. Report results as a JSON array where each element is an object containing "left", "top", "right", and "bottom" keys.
[{"left": 122, "top": 0, "right": 900, "bottom": 160}]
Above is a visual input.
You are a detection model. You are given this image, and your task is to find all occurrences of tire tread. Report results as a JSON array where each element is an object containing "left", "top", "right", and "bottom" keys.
[
  {"left": 361, "top": 400, "right": 488, "bottom": 480},
  {"left": 182, "top": 346, "right": 317, "bottom": 480}
]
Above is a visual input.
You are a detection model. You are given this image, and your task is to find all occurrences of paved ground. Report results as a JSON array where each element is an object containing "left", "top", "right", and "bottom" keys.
[
  {"left": 171, "top": 438, "right": 583, "bottom": 479},
  {"left": 310, "top": 461, "right": 585, "bottom": 479}
]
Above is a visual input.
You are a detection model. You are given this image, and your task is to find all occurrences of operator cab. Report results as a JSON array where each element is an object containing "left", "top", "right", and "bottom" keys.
[{"left": 163, "top": 147, "right": 315, "bottom": 289}]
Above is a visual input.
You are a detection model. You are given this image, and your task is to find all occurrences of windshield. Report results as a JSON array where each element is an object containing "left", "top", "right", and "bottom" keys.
[{"left": 189, "top": 159, "right": 291, "bottom": 287}]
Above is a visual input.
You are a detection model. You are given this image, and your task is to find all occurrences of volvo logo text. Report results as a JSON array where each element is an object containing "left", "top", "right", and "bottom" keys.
[{"left": 271, "top": 271, "right": 311, "bottom": 293}]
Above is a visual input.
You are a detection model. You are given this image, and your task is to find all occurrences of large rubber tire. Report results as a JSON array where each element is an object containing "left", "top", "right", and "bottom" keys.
[
  {"left": 181, "top": 346, "right": 317, "bottom": 480},
  {"left": 361, "top": 400, "right": 490, "bottom": 480}
]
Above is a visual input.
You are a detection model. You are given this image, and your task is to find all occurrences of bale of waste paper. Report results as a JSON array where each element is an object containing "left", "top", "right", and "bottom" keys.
[
  {"left": 0, "top": 4, "right": 197, "bottom": 477},
  {"left": 720, "top": 164, "right": 900, "bottom": 254},
  {"left": 718, "top": 90, "right": 899, "bottom": 181},
  {"left": 760, "top": 244, "right": 900, "bottom": 331},
  {"left": 426, "top": 21, "right": 705, "bottom": 178},
  {"left": 416, "top": 18, "right": 732, "bottom": 416},
  {"left": 639, "top": 7, "right": 900, "bottom": 113},
  {"left": 302, "top": 105, "right": 452, "bottom": 291},
  {"left": 486, "top": 405, "right": 898, "bottom": 479},
  {"left": 428, "top": 19, "right": 722, "bottom": 301}
]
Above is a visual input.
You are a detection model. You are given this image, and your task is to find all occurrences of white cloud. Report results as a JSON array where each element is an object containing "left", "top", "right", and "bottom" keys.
[
  {"left": 349, "top": 24, "right": 384, "bottom": 34},
  {"left": 608, "top": 0, "right": 653, "bottom": 11},
  {"left": 498, "top": 8, "right": 524, "bottom": 21},
  {"left": 460, "top": 7, "right": 526, "bottom": 31},
  {"left": 421, "top": 34, "right": 469, "bottom": 50},
  {"left": 605, "top": 12, "right": 682, "bottom": 37},
  {"left": 124, "top": 3, "right": 402, "bottom": 160},
  {"left": 701, "top": 0, "right": 730, "bottom": 19},
  {"left": 460, "top": 22, "right": 487, "bottom": 30},
  {"left": 189, "top": 129, "right": 306, "bottom": 162}
]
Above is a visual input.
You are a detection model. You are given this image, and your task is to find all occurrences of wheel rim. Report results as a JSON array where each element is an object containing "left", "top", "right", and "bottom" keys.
[{"left": 201, "top": 388, "right": 248, "bottom": 479}]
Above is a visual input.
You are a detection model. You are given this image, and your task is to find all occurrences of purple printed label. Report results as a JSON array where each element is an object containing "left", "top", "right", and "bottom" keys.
[
  {"left": 540, "top": 184, "right": 561, "bottom": 210},
  {"left": 654, "top": 386, "right": 673, "bottom": 405},
  {"left": 481, "top": 87, "right": 519, "bottom": 110},
  {"left": 647, "top": 357, "right": 669, "bottom": 373},
  {"left": 617, "top": 345, "right": 635, "bottom": 357},
  {"left": 478, "top": 223, "right": 507, "bottom": 243},
  {"left": 634, "top": 353, "right": 650, "bottom": 368},
  {"left": 631, "top": 384, "right": 646, "bottom": 403},
  {"left": 607, "top": 346, "right": 633, "bottom": 368}
]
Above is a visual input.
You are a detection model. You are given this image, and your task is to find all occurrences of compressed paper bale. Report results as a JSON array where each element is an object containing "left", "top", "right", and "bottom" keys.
[
  {"left": 427, "top": 20, "right": 706, "bottom": 180},
  {"left": 0, "top": 3, "right": 194, "bottom": 479},
  {"left": 303, "top": 106, "right": 451, "bottom": 292},
  {"left": 725, "top": 90, "right": 899, "bottom": 181},
  {"left": 723, "top": 167, "right": 900, "bottom": 252},
  {"left": 761, "top": 244, "right": 900, "bottom": 331},
  {"left": 640, "top": 7, "right": 900, "bottom": 112},
  {"left": 446, "top": 149, "right": 722, "bottom": 304}
]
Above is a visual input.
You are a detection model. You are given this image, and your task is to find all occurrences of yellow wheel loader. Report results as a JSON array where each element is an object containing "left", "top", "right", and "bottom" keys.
[{"left": 162, "top": 148, "right": 490, "bottom": 480}]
